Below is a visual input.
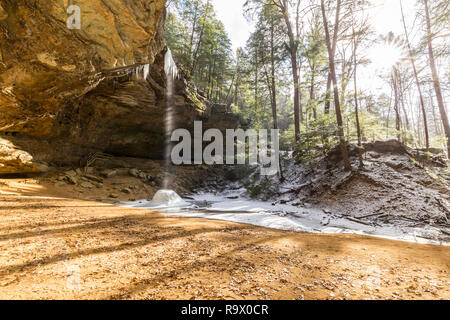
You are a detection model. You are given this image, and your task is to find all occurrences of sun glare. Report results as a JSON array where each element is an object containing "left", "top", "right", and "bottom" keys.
[
  {"left": 369, "top": 43, "right": 406, "bottom": 73},
  {"left": 371, "top": 44, "right": 403, "bottom": 69}
]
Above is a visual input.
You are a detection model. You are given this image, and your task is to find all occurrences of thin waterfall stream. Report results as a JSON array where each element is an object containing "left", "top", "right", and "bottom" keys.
[
  {"left": 163, "top": 48, "right": 178, "bottom": 190},
  {"left": 144, "top": 48, "right": 184, "bottom": 208}
]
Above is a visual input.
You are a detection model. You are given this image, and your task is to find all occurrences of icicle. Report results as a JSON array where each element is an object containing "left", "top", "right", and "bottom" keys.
[
  {"left": 143, "top": 64, "right": 150, "bottom": 80},
  {"left": 164, "top": 48, "right": 178, "bottom": 79},
  {"left": 132, "top": 64, "right": 150, "bottom": 81}
]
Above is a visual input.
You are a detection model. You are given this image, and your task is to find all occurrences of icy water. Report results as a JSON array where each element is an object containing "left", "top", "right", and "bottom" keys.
[
  {"left": 163, "top": 48, "right": 178, "bottom": 189},
  {"left": 122, "top": 189, "right": 450, "bottom": 247},
  {"left": 146, "top": 189, "right": 189, "bottom": 209}
]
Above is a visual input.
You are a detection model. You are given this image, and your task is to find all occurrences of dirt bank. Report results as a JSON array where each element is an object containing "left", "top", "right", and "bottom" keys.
[
  {"left": 0, "top": 179, "right": 448, "bottom": 300},
  {"left": 237, "top": 141, "right": 450, "bottom": 241}
]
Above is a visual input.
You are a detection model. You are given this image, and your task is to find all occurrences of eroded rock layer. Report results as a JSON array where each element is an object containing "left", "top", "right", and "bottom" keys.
[{"left": 0, "top": 0, "right": 238, "bottom": 173}]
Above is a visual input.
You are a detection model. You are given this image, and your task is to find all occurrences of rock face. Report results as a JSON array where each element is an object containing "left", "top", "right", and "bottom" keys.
[
  {"left": 0, "top": 0, "right": 239, "bottom": 173},
  {"left": 0, "top": 137, "right": 47, "bottom": 174}
]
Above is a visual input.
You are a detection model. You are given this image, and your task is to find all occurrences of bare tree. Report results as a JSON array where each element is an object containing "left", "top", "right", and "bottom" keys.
[
  {"left": 323, "top": 0, "right": 341, "bottom": 115},
  {"left": 321, "top": 0, "right": 351, "bottom": 170},
  {"left": 392, "top": 69, "right": 402, "bottom": 142},
  {"left": 351, "top": 2, "right": 363, "bottom": 168},
  {"left": 271, "top": 0, "right": 302, "bottom": 142},
  {"left": 399, "top": 0, "right": 429, "bottom": 152},
  {"left": 191, "top": 0, "right": 211, "bottom": 76}
]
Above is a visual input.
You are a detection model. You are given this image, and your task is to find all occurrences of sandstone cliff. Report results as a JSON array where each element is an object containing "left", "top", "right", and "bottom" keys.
[{"left": 0, "top": 0, "right": 238, "bottom": 174}]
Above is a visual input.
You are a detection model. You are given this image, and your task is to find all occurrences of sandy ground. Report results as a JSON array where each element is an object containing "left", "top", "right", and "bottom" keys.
[{"left": 0, "top": 178, "right": 449, "bottom": 300}]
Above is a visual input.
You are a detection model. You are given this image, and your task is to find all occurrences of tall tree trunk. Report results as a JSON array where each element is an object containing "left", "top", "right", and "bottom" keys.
[
  {"left": 323, "top": 0, "right": 340, "bottom": 115},
  {"left": 269, "top": 17, "right": 283, "bottom": 180},
  {"left": 270, "top": 17, "right": 278, "bottom": 130},
  {"left": 392, "top": 70, "right": 402, "bottom": 142},
  {"left": 417, "top": 109, "right": 423, "bottom": 147},
  {"left": 321, "top": 0, "right": 351, "bottom": 171},
  {"left": 225, "top": 73, "right": 236, "bottom": 108},
  {"left": 279, "top": 0, "right": 300, "bottom": 141},
  {"left": 353, "top": 70, "right": 363, "bottom": 168},
  {"left": 386, "top": 90, "right": 392, "bottom": 139},
  {"left": 424, "top": 0, "right": 450, "bottom": 157},
  {"left": 324, "top": 73, "right": 332, "bottom": 114},
  {"left": 207, "top": 49, "right": 216, "bottom": 100},
  {"left": 400, "top": 0, "right": 429, "bottom": 151},
  {"left": 191, "top": 0, "right": 210, "bottom": 76},
  {"left": 430, "top": 90, "right": 442, "bottom": 136},
  {"left": 398, "top": 78, "right": 410, "bottom": 131},
  {"left": 310, "top": 63, "right": 317, "bottom": 120},
  {"left": 352, "top": 9, "right": 363, "bottom": 168},
  {"left": 291, "top": 55, "right": 300, "bottom": 141},
  {"left": 189, "top": 3, "right": 200, "bottom": 68},
  {"left": 254, "top": 48, "right": 259, "bottom": 113},
  {"left": 234, "top": 51, "right": 241, "bottom": 107},
  {"left": 298, "top": 58, "right": 304, "bottom": 123}
]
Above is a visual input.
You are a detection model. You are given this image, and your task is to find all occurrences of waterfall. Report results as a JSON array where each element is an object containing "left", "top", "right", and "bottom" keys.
[
  {"left": 164, "top": 48, "right": 178, "bottom": 80},
  {"left": 163, "top": 48, "right": 178, "bottom": 189}
]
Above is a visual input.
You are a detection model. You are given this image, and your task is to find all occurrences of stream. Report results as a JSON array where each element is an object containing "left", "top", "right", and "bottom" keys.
[{"left": 121, "top": 189, "right": 450, "bottom": 247}]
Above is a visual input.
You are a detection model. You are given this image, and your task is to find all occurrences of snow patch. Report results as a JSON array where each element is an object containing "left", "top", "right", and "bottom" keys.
[{"left": 121, "top": 192, "right": 449, "bottom": 246}]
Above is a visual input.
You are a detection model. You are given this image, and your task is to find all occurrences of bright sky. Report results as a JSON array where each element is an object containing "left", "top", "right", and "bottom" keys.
[
  {"left": 364, "top": 0, "right": 418, "bottom": 92},
  {"left": 370, "top": 0, "right": 417, "bottom": 35},
  {"left": 211, "top": 0, "right": 417, "bottom": 52},
  {"left": 211, "top": 0, "right": 253, "bottom": 51}
]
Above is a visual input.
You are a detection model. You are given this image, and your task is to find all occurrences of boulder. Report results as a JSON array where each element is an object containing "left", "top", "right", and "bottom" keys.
[
  {"left": 84, "top": 174, "right": 104, "bottom": 183},
  {"left": 0, "top": 138, "right": 46, "bottom": 175},
  {"left": 65, "top": 175, "right": 78, "bottom": 185},
  {"left": 80, "top": 182, "right": 94, "bottom": 189},
  {"left": 100, "top": 169, "right": 117, "bottom": 179},
  {"left": 121, "top": 188, "right": 132, "bottom": 194},
  {"left": 129, "top": 168, "right": 140, "bottom": 178}
]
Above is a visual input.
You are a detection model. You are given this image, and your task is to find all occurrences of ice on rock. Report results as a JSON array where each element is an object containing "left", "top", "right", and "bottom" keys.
[
  {"left": 131, "top": 64, "right": 150, "bottom": 81},
  {"left": 164, "top": 48, "right": 178, "bottom": 79},
  {"left": 150, "top": 190, "right": 188, "bottom": 208},
  {"left": 143, "top": 64, "right": 149, "bottom": 80}
]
